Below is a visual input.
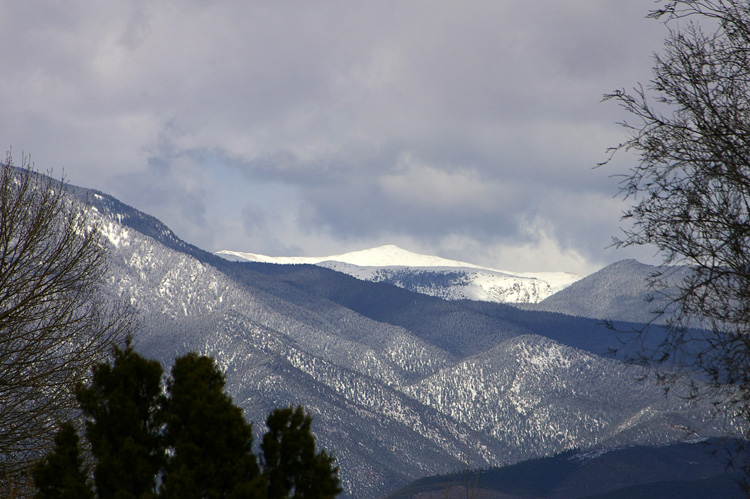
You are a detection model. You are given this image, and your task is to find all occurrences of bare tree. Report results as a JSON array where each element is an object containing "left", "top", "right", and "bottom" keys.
[
  {"left": 602, "top": 0, "right": 750, "bottom": 474},
  {"left": 0, "top": 152, "right": 134, "bottom": 494}
]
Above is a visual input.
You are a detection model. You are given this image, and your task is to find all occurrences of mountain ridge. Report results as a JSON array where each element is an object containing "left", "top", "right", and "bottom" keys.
[
  {"left": 54, "top": 177, "right": 730, "bottom": 498},
  {"left": 217, "top": 245, "right": 582, "bottom": 304},
  {"left": 387, "top": 438, "right": 745, "bottom": 498}
]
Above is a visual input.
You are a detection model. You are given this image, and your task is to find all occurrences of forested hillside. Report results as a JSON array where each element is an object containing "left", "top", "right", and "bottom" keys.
[{"left": 71, "top": 185, "right": 729, "bottom": 497}]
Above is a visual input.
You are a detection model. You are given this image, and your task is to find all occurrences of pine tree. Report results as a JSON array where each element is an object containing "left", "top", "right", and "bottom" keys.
[
  {"left": 262, "top": 406, "right": 341, "bottom": 499},
  {"left": 75, "top": 341, "right": 165, "bottom": 499},
  {"left": 35, "top": 348, "right": 341, "bottom": 498},
  {"left": 160, "top": 353, "right": 265, "bottom": 498},
  {"left": 32, "top": 422, "right": 94, "bottom": 499}
]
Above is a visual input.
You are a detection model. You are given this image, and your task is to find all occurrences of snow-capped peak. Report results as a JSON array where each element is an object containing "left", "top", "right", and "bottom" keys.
[
  {"left": 217, "top": 244, "right": 484, "bottom": 268},
  {"left": 217, "top": 245, "right": 584, "bottom": 303}
]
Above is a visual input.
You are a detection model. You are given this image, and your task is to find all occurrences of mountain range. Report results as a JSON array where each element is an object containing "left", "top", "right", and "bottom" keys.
[
  {"left": 217, "top": 246, "right": 582, "bottom": 304},
  {"left": 387, "top": 438, "right": 744, "bottom": 498},
  {"left": 64, "top": 183, "right": 738, "bottom": 497}
]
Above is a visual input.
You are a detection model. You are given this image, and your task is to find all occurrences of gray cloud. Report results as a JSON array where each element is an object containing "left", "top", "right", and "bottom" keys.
[{"left": 0, "top": 0, "right": 669, "bottom": 274}]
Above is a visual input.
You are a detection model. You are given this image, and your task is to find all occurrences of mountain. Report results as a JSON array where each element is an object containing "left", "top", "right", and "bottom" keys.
[
  {"left": 64, "top": 183, "right": 729, "bottom": 498},
  {"left": 217, "top": 245, "right": 582, "bottom": 304},
  {"left": 524, "top": 259, "right": 692, "bottom": 325},
  {"left": 387, "top": 438, "right": 745, "bottom": 498}
]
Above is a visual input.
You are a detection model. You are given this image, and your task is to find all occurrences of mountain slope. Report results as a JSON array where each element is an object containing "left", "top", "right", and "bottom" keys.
[
  {"left": 525, "top": 259, "right": 691, "bottom": 324},
  {"left": 66, "top": 184, "right": 727, "bottom": 498},
  {"left": 387, "top": 439, "right": 745, "bottom": 498},
  {"left": 218, "top": 245, "right": 582, "bottom": 304}
]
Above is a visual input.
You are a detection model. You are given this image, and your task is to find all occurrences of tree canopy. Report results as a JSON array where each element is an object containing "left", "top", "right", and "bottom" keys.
[
  {"left": 76, "top": 340, "right": 165, "bottom": 498},
  {"left": 161, "top": 353, "right": 265, "bottom": 498},
  {"left": 32, "top": 422, "right": 94, "bottom": 499},
  {"left": 34, "top": 347, "right": 340, "bottom": 498},
  {"left": 262, "top": 406, "right": 341, "bottom": 499}
]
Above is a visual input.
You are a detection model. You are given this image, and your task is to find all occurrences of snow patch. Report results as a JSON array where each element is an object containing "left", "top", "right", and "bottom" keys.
[
  {"left": 216, "top": 245, "right": 583, "bottom": 304},
  {"left": 100, "top": 221, "right": 130, "bottom": 248}
]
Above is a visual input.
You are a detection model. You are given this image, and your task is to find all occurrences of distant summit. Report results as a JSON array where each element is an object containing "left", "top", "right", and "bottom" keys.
[
  {"left": 217, "top": 245, "right": 583, "bottom": 304},
  {"left": 218, "top": 244, "right": 483, "bottom": 267},
  {"left": 47, "top": 176, "right": 729, "bottom": 498}
]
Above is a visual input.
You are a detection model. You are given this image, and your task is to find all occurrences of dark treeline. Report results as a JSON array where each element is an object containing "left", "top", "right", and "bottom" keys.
[{"left": 33, "top": 341, "right": 341, "bottom": 499}]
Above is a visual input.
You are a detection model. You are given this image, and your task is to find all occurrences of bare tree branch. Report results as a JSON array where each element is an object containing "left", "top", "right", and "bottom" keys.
[
  {"left": 0, "top": 152, "right": 135, "bottom": 494},
  {"left": 603, "top": 0, "right": 750, "bottom": 484}
]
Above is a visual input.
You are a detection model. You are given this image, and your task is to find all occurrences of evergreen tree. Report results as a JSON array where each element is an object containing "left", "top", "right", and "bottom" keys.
[
  {"left": 34, "top": 348, "right": 341, "bottom": 498},
  {"left": 32, "top": 422, "right": 94, "bottom": 499},
  {"left": 160, "top": 353, "right": 265, "bottom": 498},
  {"left": 75, "top": 341, "right": 165, "bottom": 499},
  {"left": 262, "top": 406, "right": 341, "bottom": 499}
]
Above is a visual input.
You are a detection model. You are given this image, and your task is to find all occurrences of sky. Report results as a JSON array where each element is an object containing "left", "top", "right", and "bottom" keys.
[{"left": 0, "top": 1, "right": 671, "bottom": 275}]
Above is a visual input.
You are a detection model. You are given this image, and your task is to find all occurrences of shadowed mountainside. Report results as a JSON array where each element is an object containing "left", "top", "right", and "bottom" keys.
[{"left": 67, "top": 184, "right": 729, "bottom": 498}]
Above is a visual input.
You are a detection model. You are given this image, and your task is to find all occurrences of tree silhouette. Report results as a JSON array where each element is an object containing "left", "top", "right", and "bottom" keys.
[
  {"left": 603, "top": 0, "right": 750, "bottom": 483},
  {"left": 262, "top": 406, "right": 341, "bottom": 499},
  {"left": 35, "top": 349, "right": 341, "bottom": 498},
  {"left": 75, "top": 341, "right": 165, "bottom": 498},
  {"left": 32, "top": 422, "right": 94, "bottom": 499},
  {"left": 161, "top": 353, "right": 265, "bottom": 498}
]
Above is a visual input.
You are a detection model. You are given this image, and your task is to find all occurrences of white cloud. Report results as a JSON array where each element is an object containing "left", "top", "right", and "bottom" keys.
[
  {"left": 378, "top": 154, "right": 505, "bottom": 212},
  {"left": 0, "top": 0, "right": 670, "bottom": 273}
]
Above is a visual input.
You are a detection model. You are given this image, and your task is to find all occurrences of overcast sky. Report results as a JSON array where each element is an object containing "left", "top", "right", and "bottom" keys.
[{"left": 1, "top": 1, "right": 671, "bottom": 274}]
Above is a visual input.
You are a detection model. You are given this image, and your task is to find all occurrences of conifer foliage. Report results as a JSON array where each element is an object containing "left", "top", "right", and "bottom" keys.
[
  {"left": 263, "top": 406, "right": 341, "bottom": 499},
  {"left": 32, "top": 422, "right": 94, "bottom": 499},
  {"left": 33, "top": 345, "right": 340, "bottom": 498},
  {"left": 161, "top": 353, "right": 265, "bottom": 498},
  {"left": 75, "top": 341, "right": 165, "bottom": 498}
]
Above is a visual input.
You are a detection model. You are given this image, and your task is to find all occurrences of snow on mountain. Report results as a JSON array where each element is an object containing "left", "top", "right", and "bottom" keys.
[
  {"left": 217, "top": 245, "right": 582, "bottom": 304},
  {"left": 62, "top": 183, "right": 726, "bottom": 498},
  {"left": 218, "top": 244, "right": 478, "bottom": 267},
  {"left": 526, "top": 259, "right": 693, "bottom": 324}
]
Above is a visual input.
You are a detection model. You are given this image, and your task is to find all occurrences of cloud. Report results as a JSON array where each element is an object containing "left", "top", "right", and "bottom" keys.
[
  {"left": 0, "top": 1, "right": 669, "bottom": 274},
  {"left": 379, "top": 154, "right": 503, "bottom": 211},
  {"left": 435, "top": 220, "right": 598, "bottom": 275}
]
